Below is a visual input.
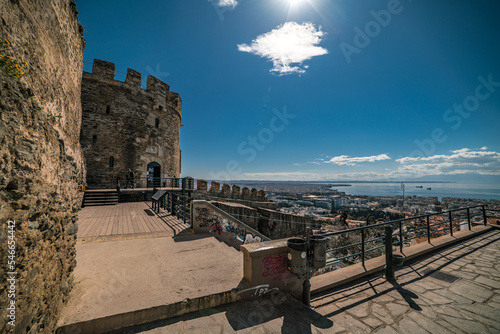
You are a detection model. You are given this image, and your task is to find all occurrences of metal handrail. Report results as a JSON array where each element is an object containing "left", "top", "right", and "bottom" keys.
[
  {"left": 319, "top": 205, "right": 487, "bottom": 238},
  {"left": 319, "top": 204, "right": 489, "bottom": 267}
]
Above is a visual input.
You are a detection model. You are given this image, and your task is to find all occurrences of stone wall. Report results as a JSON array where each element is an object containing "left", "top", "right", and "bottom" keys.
[
  {"left": 0, "top": 1, "right": 85, "bottom": 333},
  {"left": 211, "top": 202, "right": 321, "bottom": 240},
  {"left": 81, "top": 59, "right": 182, "bottom": 188}
]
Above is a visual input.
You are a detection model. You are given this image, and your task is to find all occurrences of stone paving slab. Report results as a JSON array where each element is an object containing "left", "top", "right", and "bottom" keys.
[{"left": 108, "top": 229, "right": 500, "bottom": 333}]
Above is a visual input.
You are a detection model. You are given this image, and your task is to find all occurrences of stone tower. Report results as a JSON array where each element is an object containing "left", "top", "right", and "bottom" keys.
[{"left": 80, "top": 59, "right": 182, "bottom": 188}]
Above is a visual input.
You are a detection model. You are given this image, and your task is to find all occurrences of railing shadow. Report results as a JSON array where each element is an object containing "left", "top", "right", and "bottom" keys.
[
  {"left": 313, "top": 230, "right": 500, "bottom": 318},
  {"left": 143, "top": 201, "right": 189, "bottom": 236}
]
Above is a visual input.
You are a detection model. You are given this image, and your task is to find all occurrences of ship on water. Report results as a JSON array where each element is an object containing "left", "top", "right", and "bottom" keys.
[{"left": 416, "top": 186, "right": 423, "bottom": 188}]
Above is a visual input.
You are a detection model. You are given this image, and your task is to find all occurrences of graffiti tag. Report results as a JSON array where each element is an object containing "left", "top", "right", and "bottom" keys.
[
  {"left": 262, "top": 255, "right": 287, "bottom": 279},
  {"left": 244, "top": 234, "right": 262, "bottom": 245},
  {"left": 237, "top": 284, "right": 279, "bottom": 297}
]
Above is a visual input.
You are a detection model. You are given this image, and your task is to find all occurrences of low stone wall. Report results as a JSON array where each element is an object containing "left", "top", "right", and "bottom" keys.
[
  {"left": 191, "top": 200, "right": 269, "bottom": 249},
  {"left": 240, "top": 239, "right": 303, "bottom": 300},
  {"left": 210, "top": 201, "right": 321, "bottom": 240}
]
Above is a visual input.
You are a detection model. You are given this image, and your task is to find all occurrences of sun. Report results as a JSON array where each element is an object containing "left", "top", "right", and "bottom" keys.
[{"left": 286, "top": 0, "right": 312, "bottom": 10}]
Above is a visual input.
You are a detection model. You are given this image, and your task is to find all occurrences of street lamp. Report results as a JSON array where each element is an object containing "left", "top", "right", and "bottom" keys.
[{"left": 401, "top": 182, "right": 405, "bottom": 213}]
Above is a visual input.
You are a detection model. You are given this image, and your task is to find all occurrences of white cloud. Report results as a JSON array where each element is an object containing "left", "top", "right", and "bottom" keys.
[
  {"left": 396, "top": 148, "right": 500, "bottom": 165},
  {"left": 211, "top": 0, "right": 238, "bottom": 8},
  {"left": 480, "top": 146, "right": 488, "bottom": 150},
  {"left": 394, "top": 148, "right": 500, "bottom": 177},
  {"left": 326, "top": 154, "right": 391, "bottom": 166},
  {"left": 237, "top": 22, "right": 328, "bottom": 75}
]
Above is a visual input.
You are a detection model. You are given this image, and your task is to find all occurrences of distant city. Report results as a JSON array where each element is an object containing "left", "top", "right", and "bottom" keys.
[{"left": 228, "top": 181, "right": 500, "bottom": 223}]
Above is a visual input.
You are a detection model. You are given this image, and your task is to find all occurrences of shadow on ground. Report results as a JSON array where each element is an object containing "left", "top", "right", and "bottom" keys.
[
  {"left": 109, "top": 292, "right": 332, "bottom": 334},
  {"left": 312, "top": 231, "right": 500, "bottom": 318}
]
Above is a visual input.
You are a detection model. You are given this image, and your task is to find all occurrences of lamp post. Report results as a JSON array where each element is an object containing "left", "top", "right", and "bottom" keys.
[{"left": 401, "top": 182, "right": 405, "bottom": 214}]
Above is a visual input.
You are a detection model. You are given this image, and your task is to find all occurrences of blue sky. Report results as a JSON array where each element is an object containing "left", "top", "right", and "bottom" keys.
[{"left": 78, "top": 0, "right": 500, "bottom": 182}]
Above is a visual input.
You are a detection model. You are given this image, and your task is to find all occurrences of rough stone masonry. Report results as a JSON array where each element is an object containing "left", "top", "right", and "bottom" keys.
[{"left": 0, "top": 1, "right": 85, "bottom": 333}]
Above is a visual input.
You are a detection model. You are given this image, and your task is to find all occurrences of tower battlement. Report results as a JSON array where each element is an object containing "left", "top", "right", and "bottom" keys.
[
  {"left": 82, "top": 59, "right": 182, "bottom": 189},
  {"left": 92, "top": 59, "right": 115, "bottom": 80},
  {"left": 147, "top": 75, "right": 170, "bottom": 111},
  {"left": 89, "top": 59, "right": 176, "bottom": 112}
]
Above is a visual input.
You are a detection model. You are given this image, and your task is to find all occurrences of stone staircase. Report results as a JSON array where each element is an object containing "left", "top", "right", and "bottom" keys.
[{"left": 83, "top": 189, "right": 119, "bottom": 207}]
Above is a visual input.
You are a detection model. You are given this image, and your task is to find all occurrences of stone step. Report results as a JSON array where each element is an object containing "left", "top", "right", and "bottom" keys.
[
  {"left": 83, "top": 190, "right": 119, "bottom": 207},
  {"left": 83, "top": 202, "right": 117, "bottom": 206}
]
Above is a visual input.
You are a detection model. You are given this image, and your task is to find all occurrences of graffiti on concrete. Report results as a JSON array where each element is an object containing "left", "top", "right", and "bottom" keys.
[
  {"left": 195, "top": 207, "right": 221, "bottom": 227},
  {"left": 262, "top": 255, "right": 287, "bottom": 280},
  {"left": 194, "top": 203, "right": 265, "bottom": 249},
  {"left": 212, "top": 223, "right": 223, "bottom": 235},
  {"left": 244, "top": 234, "right": 262, "bottom": 245},
  {"left": 237, "top": 284, "right": 279, "bottom": 298}
]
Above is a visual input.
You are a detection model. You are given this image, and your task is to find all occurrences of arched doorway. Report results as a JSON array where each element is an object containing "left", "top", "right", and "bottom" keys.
[{"left": 147, "top": 162, "right": 161, "bottom": 188}]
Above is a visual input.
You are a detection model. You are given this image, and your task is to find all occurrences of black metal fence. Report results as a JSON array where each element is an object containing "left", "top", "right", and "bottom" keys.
[
  {"left": 120, "top": 176, "right": 194, "bottom": 190},
  {"left": 318, "top": 205, "right": 489, "bottom": 268},
  {"left": 151, "top": 177, "right": 194, "bottom": 226}
]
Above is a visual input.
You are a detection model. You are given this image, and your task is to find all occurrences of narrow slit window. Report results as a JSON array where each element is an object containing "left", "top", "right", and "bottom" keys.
[
  {"left": 92, "top": 135, "right": 97, "bottom": 145},
  {"left": 155, "top": 118, "right": 159, "bottom": 128},
  {"left": 109, "top": 156, "right": 114, "bottom": 168},
  {"left": 106, "top": 105, "right": 111, "bottom": 114}
]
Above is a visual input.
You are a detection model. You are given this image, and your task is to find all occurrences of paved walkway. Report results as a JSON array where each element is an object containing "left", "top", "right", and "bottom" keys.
[
  {"left": 110, "top": 229, "right": 500, "bottom": 333},
  {"left": 77, "top": 202, "right": 186, "bottom": 240}
]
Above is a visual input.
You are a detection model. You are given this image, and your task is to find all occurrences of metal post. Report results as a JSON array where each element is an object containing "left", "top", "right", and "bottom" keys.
[
  {"left": 385, "top": 225, "right": 395, "bottom": 282},
  {"left": 482, "top": 206, "right": 487, "bottom": 226},
  {"left": 398, "top": 221, "right": 403, "bottom": 253},
  {"left": 303, "top": 227, "right": 311, "bottom": 307},
  {"left": 361, "top": 229, "right": 365, "bottom": 267},
  {"left": 448, "top": 211, "right": 453, "bottom": 236},
  {"left": 187, "top": 190, "right": 192, "bottom": 226},
  {"left": 190, "top": 200, "right": 194, "bottom": 227},
  {"left": 172, "top": 194, "right": 177, "bottom": 217},
  {"left": 426, "top": 216, "right": 431, "bottom": 243},
  {"left": 166, "top": 193, "right": 170, "bottom": 212},
  {"left": 467, "top": 208, "right": 471, "bottom": 230},
  {"left": 182, "top": 179, "right": 186, "bottom": 224}
]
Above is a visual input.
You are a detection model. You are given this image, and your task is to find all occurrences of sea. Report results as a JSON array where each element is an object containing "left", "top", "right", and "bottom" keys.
[{"left": 327, "top": 182, "right": 500, "bottom": 201}]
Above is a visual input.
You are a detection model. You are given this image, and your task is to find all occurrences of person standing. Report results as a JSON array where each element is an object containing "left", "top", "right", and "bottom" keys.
[{"left": 126, "top": 168, "right": 135, "bottom": 189}]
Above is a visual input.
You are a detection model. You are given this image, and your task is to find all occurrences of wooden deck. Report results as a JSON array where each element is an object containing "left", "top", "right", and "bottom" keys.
[{"left": 77, "top": 202, "right": 188, "bottom": 241}]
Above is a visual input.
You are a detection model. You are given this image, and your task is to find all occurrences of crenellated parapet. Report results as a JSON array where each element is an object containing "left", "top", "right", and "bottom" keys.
[
  {"left": 92, "top": 59, "right": 115, "bottom": 80},
  {"left": 196, "top": 179, "right": 267, "bottom": 201},
  {"left": 86, "top": 59, "right": 181, "bottom": 118},
  {"left": 168, "top": 92, "right": 182, "bottom": 118},
  {"left": 146, "top": 75, "right": 169, "bottom": 111},
  {"left": 125, "top": 68, "right": 141, "bottom": 87}
]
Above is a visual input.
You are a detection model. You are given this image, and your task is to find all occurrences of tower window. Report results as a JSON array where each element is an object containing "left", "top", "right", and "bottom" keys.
[
  {"left": 92, "top": 135, "right": 97, "bottom": 145},
  {"left": 109, "top": 156, "right": 114, "bottom": 168},
  {"left": 106, "top": 105, "right": 111, "bottom": 114},
  {"left": 155, "top": 118, "right": 159, "bottom": 128}
]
